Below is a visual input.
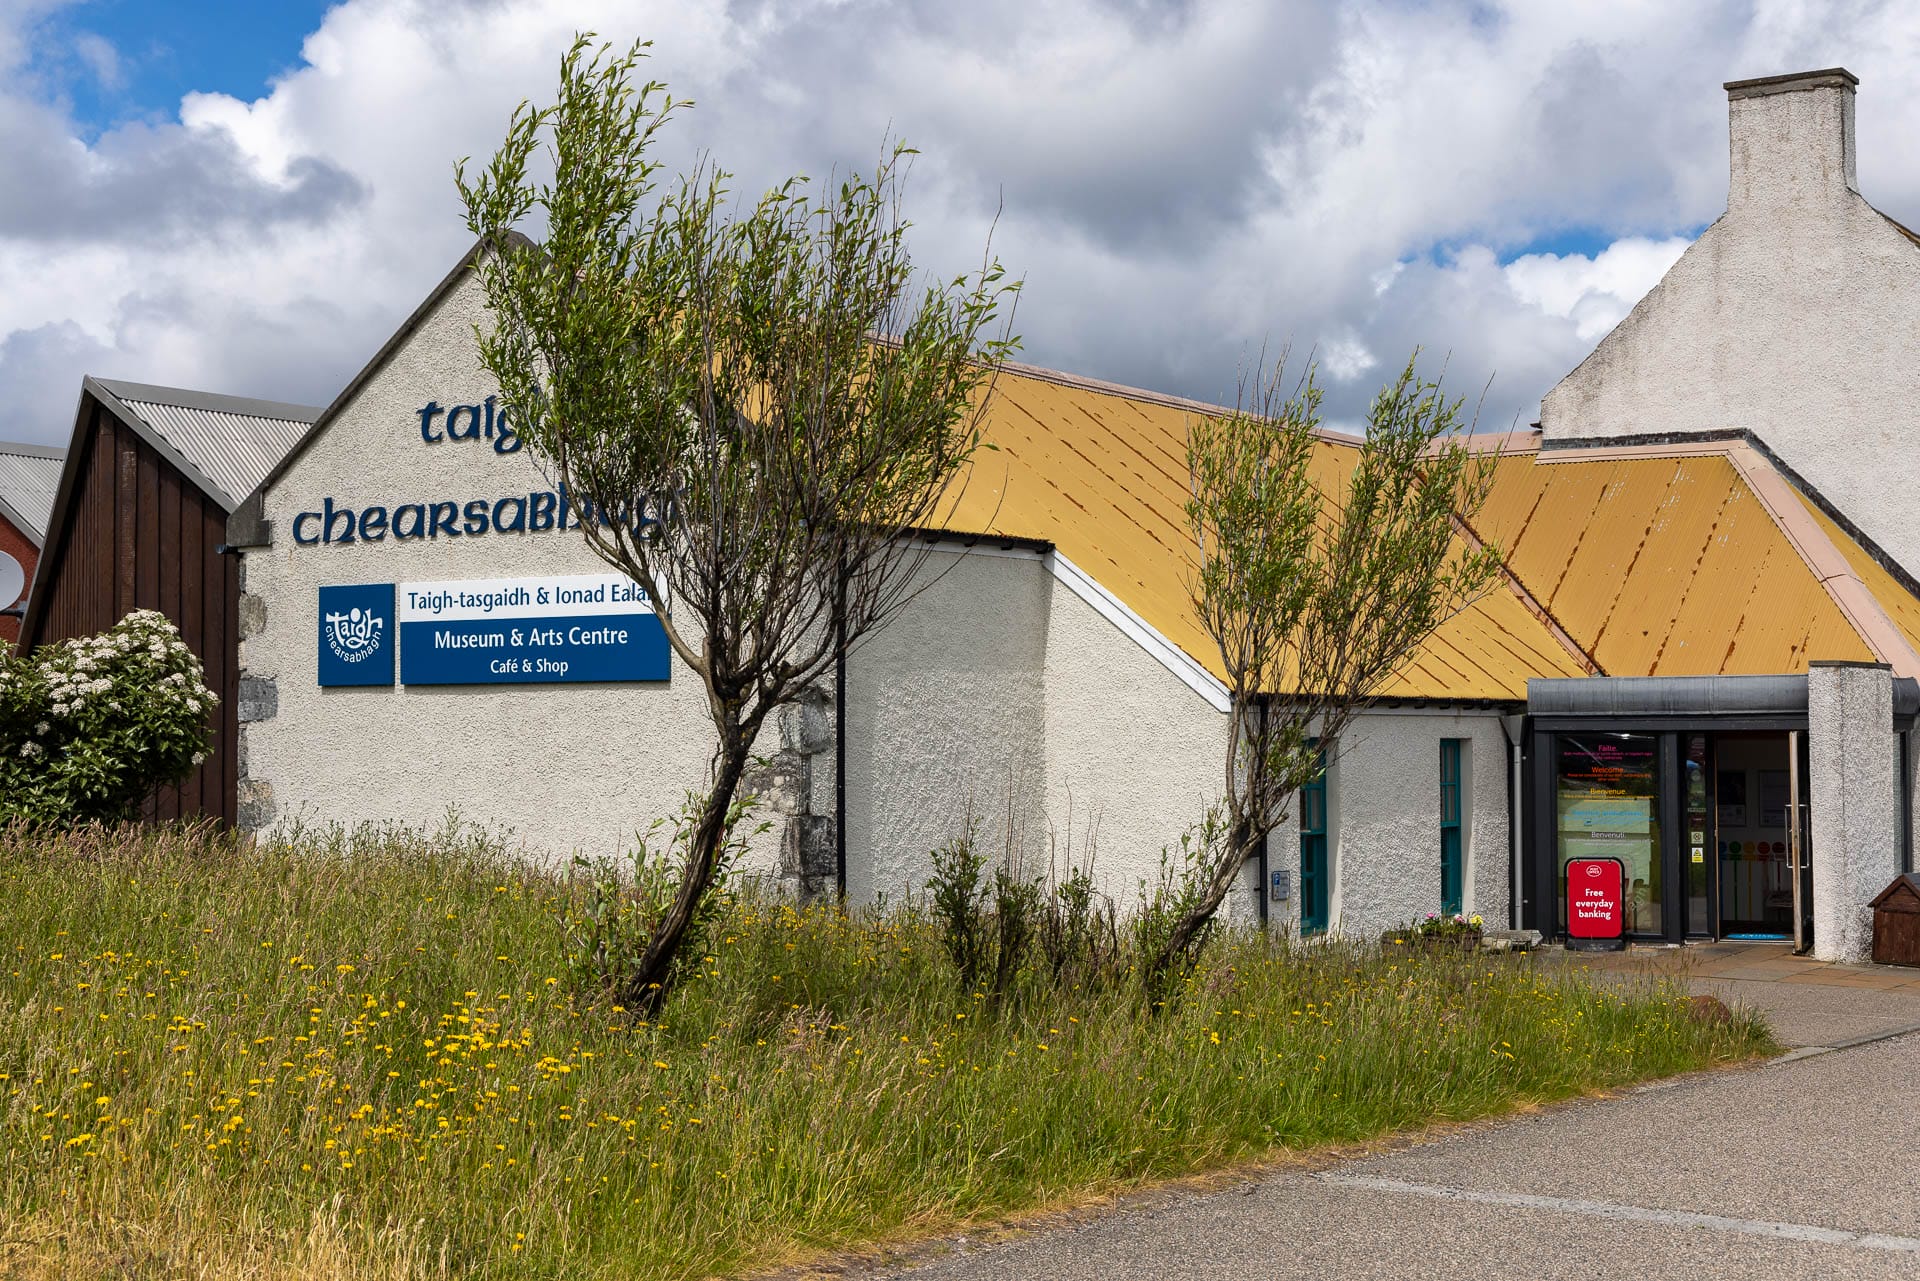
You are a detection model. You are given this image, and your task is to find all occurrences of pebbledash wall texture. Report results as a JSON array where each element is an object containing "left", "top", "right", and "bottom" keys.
[
  {"left": 229, "top": 255, "right": 1513, "bottom": 934},
  {"left": 1541, "top": 70, "right": 1920, "bottom": 582},
  {"left": 230, "top": 262, "right": 1234, "bottom": 911},
  {"left": 234, "top": 267, "right": 791, "bottom": 873}
]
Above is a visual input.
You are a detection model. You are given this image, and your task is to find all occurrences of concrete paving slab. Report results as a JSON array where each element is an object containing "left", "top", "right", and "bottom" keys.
[
  {"left": 1547, "top": 943, "right": 1920, "bottom": 1046},
  {"left": 1697, "top": 977, "right": 1920, "bottom": 1047}
]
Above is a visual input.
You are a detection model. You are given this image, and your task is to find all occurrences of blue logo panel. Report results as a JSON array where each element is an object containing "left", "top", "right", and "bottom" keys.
[
  {"left": 399, "top": 613, "right": 670, "bottom": 685},
  {"left": 318, "top": 583, "right": 395, "bottom": 686}
]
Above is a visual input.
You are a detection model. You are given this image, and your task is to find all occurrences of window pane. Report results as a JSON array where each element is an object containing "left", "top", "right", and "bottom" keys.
[
  {"left": 1555, "top": 733, "right": 1662, "bottom": 935},
  {"left": 1686, "top": 735, "right": 1710, "bottom": 935}
]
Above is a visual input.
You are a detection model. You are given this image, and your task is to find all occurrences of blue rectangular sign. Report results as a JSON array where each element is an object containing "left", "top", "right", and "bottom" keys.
[
  {"left": 395, "top": 572, "right": 670, "bottom": 686},
  {"left": 318, "top": 583, "right": 396, "bottom": 686}
]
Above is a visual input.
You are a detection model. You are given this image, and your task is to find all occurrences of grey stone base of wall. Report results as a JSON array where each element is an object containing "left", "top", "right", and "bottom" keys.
[
  {"left": 234, "top": 589, "right": 277, "bottom": 834},
  {"left": 742, "top": 684, "right": 838, "bottom": 902}
]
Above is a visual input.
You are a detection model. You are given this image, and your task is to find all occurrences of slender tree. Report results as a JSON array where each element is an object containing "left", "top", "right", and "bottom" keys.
[
  {"left": 458, "top": 36, "right": 1018, "bottom": 1014},
  {"left": 1147, "top": 355, "right": 1502, "bottom": 985}
]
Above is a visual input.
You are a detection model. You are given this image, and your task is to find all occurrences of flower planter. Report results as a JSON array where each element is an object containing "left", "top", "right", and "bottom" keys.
[
  {"left": 1381, "top": 928, "right": 1483, "bottom": 954},
  {"left": 1415, "top": 930, "right": 1481, "bottom": 954}
]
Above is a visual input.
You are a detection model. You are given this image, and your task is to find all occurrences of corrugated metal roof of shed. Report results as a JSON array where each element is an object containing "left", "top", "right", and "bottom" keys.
[
  {"left": 1473, "top": 452, "right": 1873, "bottom": 676},
  {"left": 941, "top": 368, "right": 1589, "bottom": 700},
  {"left": 0, "top": 442, "right": 64, "bottom": 540},
  {"left": 94, "top": 379, "right": 318, "bottom": 511}
]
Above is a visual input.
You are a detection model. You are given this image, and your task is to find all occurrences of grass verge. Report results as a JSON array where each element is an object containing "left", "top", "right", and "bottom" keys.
[{"left": 0, "top": 822, "right": 1771, "bottom": 1279}]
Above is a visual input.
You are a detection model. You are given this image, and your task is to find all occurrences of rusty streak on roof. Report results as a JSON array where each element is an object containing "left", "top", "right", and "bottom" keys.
[
  {"left": 940, "top": 360, "right": 1918, "bottom": 702},
  {"left": 943, "top": 366, "right": 1589, "bottom": 701},
  {"left": 1478, "top": 446, "right": 1892, "bottom": 677}
]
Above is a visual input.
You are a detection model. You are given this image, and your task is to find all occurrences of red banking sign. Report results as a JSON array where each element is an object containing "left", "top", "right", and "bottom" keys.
[{"left": 1567, "top": 857, "right": 1626, "bottom": 939}]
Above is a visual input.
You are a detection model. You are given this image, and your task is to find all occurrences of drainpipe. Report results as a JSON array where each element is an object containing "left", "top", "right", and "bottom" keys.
[
  {"left": 834, "top": 562, "right": 848, "bottom": 901},
  {"left": 1256, "top": 697, "right": 1270, "bottom": 927},
  {"left": 1501, "top": 712, "right": 1525, "bottom": 931}
]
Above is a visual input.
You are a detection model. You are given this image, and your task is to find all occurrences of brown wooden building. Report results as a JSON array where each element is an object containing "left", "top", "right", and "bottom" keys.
[{"left": 23, "top": 378, "right": 316, "bottom": 822}]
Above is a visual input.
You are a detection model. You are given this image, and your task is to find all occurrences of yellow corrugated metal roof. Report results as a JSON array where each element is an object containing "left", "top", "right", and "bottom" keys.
[
  {"left": 1472, "top": 452, "right": 1873, "bottom": 675},
  {"left": 937, "top": 363, "right": 1908, "bottom": 699},
  {"left": 941, "top": 368, "right": 1587, "bottom": 700},
  {"left": 1792, "top": 493, "right": 1920, "bottom": 658}
]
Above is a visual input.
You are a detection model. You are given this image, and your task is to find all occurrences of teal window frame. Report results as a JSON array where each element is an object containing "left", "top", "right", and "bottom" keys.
[
  {"left": 1440, "top": 738, "right": 1464, "bottom": 916},
  {"left": 1299, "top": 742, "right": 1329, "bottom": 935}
]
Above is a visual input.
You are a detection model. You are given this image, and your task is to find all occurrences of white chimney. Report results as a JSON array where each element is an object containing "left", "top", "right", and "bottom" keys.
[{"left": 1724, "top": 68, "right": 1858, "bottom": 217}]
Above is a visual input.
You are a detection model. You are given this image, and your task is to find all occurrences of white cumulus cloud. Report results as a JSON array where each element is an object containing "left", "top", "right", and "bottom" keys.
[
  {"left": 2, "top": 0, "right": 1920, "bottom": 448},
  {"left": 1504, "top": 237, "right": 1692, "bottom": 342}
]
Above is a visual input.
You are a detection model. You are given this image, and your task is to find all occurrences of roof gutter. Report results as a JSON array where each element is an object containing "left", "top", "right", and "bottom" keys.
[{"left": 1529, "top": 673, "right": 1920, "bottom": 728}]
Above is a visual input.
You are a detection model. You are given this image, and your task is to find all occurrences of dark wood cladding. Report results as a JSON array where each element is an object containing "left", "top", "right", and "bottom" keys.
[{"left": 25, "top": 397, "right": 237, "bottom": 823}]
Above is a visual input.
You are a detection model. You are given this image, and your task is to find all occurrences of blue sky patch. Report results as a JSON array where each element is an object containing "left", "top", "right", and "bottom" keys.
[{"left": 34, "top": 0, "right": 330, "bottom": 133}]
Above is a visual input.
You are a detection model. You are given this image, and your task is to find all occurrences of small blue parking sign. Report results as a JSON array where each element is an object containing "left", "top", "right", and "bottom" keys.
[{"left": 318, "top": 583, "right": 395, "bottom": 687}]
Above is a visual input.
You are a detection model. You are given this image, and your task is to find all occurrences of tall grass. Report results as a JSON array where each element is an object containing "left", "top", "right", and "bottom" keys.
[{"left": 0, "top": 822, "right": 1769, "bottom": 1279}]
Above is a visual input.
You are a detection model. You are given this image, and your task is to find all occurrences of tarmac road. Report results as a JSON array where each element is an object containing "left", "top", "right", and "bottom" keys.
[{"left": 873, "top": 1002, "right": 1920, "bottom": 1280}]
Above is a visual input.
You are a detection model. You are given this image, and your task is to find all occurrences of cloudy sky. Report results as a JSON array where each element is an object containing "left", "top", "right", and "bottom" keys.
[{"left": 3, "top": 0, "right": 1919, "bottom": 446}]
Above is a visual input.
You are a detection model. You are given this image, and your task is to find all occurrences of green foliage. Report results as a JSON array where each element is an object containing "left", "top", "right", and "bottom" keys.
[
  {"left": 990, "top": 866, "right": 1041, "bottom": 1000},
  {"left": 456, "top": 34, "right": 1018, "bottom": 1010},
  {"left": 927, "top": 820, "right": 992, "bottom": 992},
  {"left": 1153, "top": 353, "right": 1505, "bottom": 982},
  {"left": 0, "top": 611, "right": 216, "bottom": 825},
  {"left": 558, "top": 790, "right": 766, "bottom": 1004},
  {"left": 924, "top": 821, "right": 1052, "bottom": 1003},
  {"left": 1132, "top": 806, "right": 1232, "bottom": 1001},
  {"left": 1037, "top": 864, "right": 1122, "bottom": 991},
  {"left": 1405, "top": 911, "right": 1486, "bottom": 939},
  {"left": 0, "top": 822, "right": 1771, "bottom": 1279}
]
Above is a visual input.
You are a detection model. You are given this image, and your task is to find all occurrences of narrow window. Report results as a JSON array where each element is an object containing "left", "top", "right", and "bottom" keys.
[
  {"left": 1440, "top": 738, "right": 1464, "bottom": 915},
  {"left": 1300, "top": 742, "right": 1330, "bottom": 935}
]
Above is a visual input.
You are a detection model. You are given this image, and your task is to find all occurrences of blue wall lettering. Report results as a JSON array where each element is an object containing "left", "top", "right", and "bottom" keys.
[{"left": 290, "top": 396, "right": 680, "bottom": 549}]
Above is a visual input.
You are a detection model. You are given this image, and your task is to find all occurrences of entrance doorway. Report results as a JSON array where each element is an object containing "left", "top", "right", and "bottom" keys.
[
  {"left": 1687, "top": 732, "right": 1804, "bottom": 940},
  {"left": 1542, "top": 727, "right": 1810, "bottom": 943}
]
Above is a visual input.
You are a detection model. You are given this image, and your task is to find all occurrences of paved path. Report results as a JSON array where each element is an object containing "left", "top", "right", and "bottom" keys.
[
  {"left": 866, "top": 948, "right": 1920, "bottom": 1281},
  {"left": 1557, "top": 940, "right": 1920, "bottom": 1047}
]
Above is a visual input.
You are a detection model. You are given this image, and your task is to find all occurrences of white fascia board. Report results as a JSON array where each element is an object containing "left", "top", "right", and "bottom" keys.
[{"left": 1047, "top": 550, "right": 1231, "bottom": 713}]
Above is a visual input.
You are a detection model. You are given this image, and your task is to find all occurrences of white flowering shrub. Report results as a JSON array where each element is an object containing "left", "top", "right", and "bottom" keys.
[{"left": 0, "top": 610, "right": 217, "bottom": 824}]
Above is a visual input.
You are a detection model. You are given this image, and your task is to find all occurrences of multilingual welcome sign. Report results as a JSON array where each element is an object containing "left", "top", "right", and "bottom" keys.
[{"left": 317, "top": 572, "right": 669, "bottom": 687}]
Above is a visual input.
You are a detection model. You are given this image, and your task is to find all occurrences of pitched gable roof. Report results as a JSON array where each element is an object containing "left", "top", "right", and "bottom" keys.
[
  {"left": 221, "top": 234, "right": 1919, "bottom": 703},
  {"left": 87, "top": 378, "right": 318, "bottom": 513},
  {"left": 1475, "top": 438, "right": 1920, "bottom": 680},
  {"left": 228, "top": 234, "right": 533, "bottom": 546},
  {"left": 20, "top": 378, "right": 320, "bottom": 649},
  {"left": 0, "top": 440, "right": 64, "bottom": 545}
]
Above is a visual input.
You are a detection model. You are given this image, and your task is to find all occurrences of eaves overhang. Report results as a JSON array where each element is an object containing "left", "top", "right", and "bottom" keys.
[{"left": 1529, "top": 672, "right": 1920, "bottom": 729}]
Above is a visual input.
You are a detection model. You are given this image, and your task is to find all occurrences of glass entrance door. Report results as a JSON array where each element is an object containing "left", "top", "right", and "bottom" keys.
[
  {"left": 1554, "top": 733, "right": 1663, "bottom": 937},
  {"left": 1713, "top": 732, "right": 1796, "bottom": 938},
  {"left": 1533, "top": 726, "right": 1813, "bottom": 943}
]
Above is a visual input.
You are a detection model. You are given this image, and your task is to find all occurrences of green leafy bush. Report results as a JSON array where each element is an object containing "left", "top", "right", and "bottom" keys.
[
  {"left": 0, "top": 610, "right": 216, "bottom": 824},
  {"left": 557, "top": 790, "right": 765, "bottom": 1002}
]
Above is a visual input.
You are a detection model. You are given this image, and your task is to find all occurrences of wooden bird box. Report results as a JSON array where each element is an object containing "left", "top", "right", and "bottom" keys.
[{"left": 1870, "top": 874, "right": 1920, "bottom": 967}]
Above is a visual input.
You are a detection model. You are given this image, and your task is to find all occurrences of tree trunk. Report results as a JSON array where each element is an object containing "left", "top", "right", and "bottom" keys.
[
  {"left": 621, "top": 733, "right": 754, "bottom": 1017},
  {"left": 1145, "top": 817, "right": 1259, "bottom": 995}
]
